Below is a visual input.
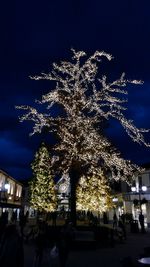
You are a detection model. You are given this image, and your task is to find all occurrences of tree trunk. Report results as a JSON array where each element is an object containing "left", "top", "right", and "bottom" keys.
[{"left": 69, "top": 165, "right": 80, "bottom": 226}]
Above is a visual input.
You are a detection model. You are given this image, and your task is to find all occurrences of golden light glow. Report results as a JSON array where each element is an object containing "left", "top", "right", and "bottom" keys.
[
  {"left": 17, "top": 49, "right": 149, "bottom": 184},
  {"left": 30, "top": 143, "right": 57, "bottom": 212},
  {"left": 76, "top": 170, "right": 114, "bottom": 213}
]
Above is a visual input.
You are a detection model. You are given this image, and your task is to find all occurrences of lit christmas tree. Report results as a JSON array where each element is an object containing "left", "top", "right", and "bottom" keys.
[
  {"left": 30, "top": 143, "right": 57, "bottom": 212},
  {"left": 76, "top": 171, "right": 113, "bottom": 213},
  {"left": 17, "top": 50, "right": 150, "bottom": 224}
]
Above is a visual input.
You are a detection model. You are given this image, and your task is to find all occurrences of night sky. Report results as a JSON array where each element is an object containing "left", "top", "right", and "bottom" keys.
[{"left": 1, "top": 0, "right": 150, "bottom": 181}]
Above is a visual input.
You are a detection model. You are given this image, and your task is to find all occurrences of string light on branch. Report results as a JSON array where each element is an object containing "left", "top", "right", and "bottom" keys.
[
  {"left": 76, "top": 170, "right": 114, "bottom": 213},
  {"left": 16, "top": 49, "right": 149, "bottom": 183}
]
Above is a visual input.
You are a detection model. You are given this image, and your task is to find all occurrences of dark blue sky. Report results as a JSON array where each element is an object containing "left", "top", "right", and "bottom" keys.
[{"left": 1, "top": 0, "right": 150, "bottom": 181}]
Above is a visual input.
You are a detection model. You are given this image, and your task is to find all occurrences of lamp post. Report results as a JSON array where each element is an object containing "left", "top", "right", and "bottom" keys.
[{"left": 131, "top": 185, "right": 147, "bottom": 213}]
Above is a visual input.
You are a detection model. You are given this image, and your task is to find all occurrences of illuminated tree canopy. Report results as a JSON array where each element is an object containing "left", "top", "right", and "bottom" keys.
[
  {"left": 76, "top": 170, "right": 113, "bottom": 213},
  {"left": 30, "top": 142, "right": 57, "bottom": 212},
  {"left": 17, "top": 49, "right": 149, "bottom": 184}
]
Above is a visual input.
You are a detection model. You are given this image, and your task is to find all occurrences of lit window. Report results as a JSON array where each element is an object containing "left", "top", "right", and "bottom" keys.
[
  {"left": 5, "top": 183, "right": 10, "bottom": 193},
  {"left": 10, "top": 184, "right": 14, "bottom": 195},
  {"left": 16, "top": 187, "right": 19, "bottom": 197},
  {"left": 16, "top": 185, "right": 22, "bottom": 197}
]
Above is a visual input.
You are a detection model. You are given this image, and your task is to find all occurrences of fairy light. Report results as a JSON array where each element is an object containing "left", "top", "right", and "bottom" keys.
[
  {"left": 16, "top": 49, "right": 149, "bottom": 184},
  {"left": 76, "top": 170, "right": 114, "bottom": 213},
  {"left": 30, "top": 143, "right": 57, "bottom": 212}
]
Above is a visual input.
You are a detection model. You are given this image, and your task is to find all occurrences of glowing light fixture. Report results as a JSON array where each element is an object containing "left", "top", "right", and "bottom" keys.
[
  {"left": 131, "top": 186, "right": 136, "bottom": 192},
  {"left": 142, "top": 185, "right": 147, "bottom": 192},
  {"left": 112, "top": 197, "right": 118, "bottom": 202},
  {"left": 4, "top": 183, "right": 10, "bottom": 191}
]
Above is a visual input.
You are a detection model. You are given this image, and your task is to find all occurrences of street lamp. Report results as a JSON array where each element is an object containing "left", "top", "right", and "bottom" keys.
[
  {"left": 112, "top": 197, "right": 118, "bottom": 203},
  {"left": 0, "top": 183, "right": 10, "bottom": 202},
  {"left": 4, "top": 183, "right": 10, "bottom": 191},
  {"left": 131, "top": 185, "right": 147, "bottom": 213}
]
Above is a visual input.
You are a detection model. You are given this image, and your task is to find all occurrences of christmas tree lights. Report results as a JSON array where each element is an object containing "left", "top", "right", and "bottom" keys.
[
  {"left": 17, "top": 49, "right": 150, "bottom": 185},
  {"left": 76, "top": 171, "right": 113, "bottom": 213},
  {"left": 30, "top": 143, "right": 57, "bottom": 212}
]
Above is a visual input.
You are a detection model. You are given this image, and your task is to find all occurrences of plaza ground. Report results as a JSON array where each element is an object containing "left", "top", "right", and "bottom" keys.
[{"left": 24, "top": 226, "right": 150, "bottom": 267}]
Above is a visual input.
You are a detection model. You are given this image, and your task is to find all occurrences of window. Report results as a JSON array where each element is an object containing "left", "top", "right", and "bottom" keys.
[
  {"left": 0, "top": 174, "right": 5, "bottom": 189},
  {"left": 16, "top": 185, "right": 22, "bottom": 198},
  {"left": 10, "top": 183, "right": 14, "bottom": 195},
  {"left": 7, "top": 183, "right": 10, "bottom": 194}
]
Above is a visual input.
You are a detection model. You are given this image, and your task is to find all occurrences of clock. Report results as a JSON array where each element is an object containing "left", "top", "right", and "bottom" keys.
[{"left": 59, "top": 184, "right": 68, "bottom": 193}]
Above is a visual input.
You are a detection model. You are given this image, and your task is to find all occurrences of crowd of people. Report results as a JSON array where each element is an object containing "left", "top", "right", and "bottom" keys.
[
  {"left": 0, "top": 209, "right": 147, "bottom": 267},
  {"left": 112, "top": 211, "right": 146, "bottom": 243},
  {"left": 0, "top": 209, "right": 76, "bottom": 267},
  {"left": 112, "top": 213, "right": 127, "bottom": 242},
  {"left": 31, "top": 219, "right": 76, "bottom": 267}
]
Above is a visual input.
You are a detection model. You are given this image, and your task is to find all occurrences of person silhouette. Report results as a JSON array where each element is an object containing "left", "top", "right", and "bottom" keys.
[
  {"left": 113, "top": 213, "right": 118, "bottom": 228},
  {"left": 139, "top": 212, "right": 145, "bottom": 233},
  {"left": 57, "top": 221, "right": 75, "bottom": 267}
]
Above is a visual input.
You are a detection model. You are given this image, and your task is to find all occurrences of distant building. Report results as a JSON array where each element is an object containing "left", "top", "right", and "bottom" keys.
[
  {"left": 21, "top": 175, "right": 70, "bottom": 221},
  {"left": 0, "top": 169, "right": 23, "bottom": 221},
  {"left": 22, "top": 181, "right": 37, "bottom": 219},
  {"left": 56, "top": 174, "right": 70, "bottom": 211},
  {"left": 111, "top": 164, "right": 150, "bottom": 228}
]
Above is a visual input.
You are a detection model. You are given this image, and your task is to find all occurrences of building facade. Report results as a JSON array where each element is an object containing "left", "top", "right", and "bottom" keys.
[
  {"left": 0, "top": 169, "right": 23, "bottom": 221},
  {"left": 56, "top": 174, "right": 70, "bottom": 211},
  {"left": 113, "top": 166, "right": 150, "bottom": 228}
]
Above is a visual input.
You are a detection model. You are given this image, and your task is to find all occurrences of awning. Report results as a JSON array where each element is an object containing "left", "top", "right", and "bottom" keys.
[{"left": 0, "top": 202, "right": 22, "bottom": 209}]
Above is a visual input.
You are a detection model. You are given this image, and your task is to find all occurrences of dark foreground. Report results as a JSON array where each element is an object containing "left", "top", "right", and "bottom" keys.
[{"left": 24, "top": 226, "right": 150, "bottom": 267}]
